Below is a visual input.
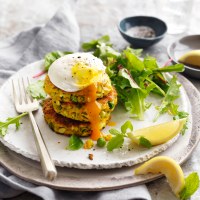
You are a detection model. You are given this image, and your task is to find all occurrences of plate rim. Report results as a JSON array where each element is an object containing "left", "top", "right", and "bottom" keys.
[
  {"left": 0, "top": 72, "right": 200, "bottom": 190},
  {"left": 0, "top": 59, "right": 192, "bottom": 169}
]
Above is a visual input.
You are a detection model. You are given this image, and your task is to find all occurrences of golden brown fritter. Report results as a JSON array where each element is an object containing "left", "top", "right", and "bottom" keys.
[
  {"left": 42, "top": 98, "right": 111, "bottom": 136},
  {"left": 52, "top": 87, "right": 117, "bottom": 122},
  {"left": 44, "top": 75, "right": 113, "bottom": 103}
]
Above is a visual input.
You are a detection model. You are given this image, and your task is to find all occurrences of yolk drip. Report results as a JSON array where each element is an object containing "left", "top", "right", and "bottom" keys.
[
  {"left": 107, "top": 121, "right": 116, "bottom": 126},
  {"left": 85, "top": 84, "right": 101, "bottom": 140}
]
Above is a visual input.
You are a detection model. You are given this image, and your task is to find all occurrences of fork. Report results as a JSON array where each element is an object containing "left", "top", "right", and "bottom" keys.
[{"left": 12, "top": 77, "right": 57, "bottom": 181}]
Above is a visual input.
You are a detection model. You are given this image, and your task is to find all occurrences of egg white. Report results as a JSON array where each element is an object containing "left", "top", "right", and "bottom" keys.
[{"left": 48, "top": 53, "right": 106, "bottom": 92}]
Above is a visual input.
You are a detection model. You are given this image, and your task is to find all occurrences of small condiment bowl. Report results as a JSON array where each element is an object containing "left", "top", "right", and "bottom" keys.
[{"left": 118, "top": 16, "right": 167, "bottom": 48}]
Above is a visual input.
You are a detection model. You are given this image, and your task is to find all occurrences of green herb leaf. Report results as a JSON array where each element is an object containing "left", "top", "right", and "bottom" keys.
[
  {"left": 121, "top": 120, "right": 133, "bottom": 134},
  {"left": 139, "top": 136, "right": 152, "bottom": 148},
  {"left": 179, "top": 172, "right": 200, "bottom": 200},
  {"left": 107, "top": 134, "right": 124, "bottom": 151},
  {"left": 0, "top": 112, "right": 28, "bottom": 137},
  {"left": 109, "top": 129, "right": 121, "bottom": 135},
  {"left": 67, "top": 135, "right": 83, "bottom": 150},
  {"left": 154, "top": 75, "right": 181, "bottom": 121},
  {"left": 44, "top": 51, "right": 72, "bottom": 70},
  {"left": 124, "top": 89, "right": 145, "bottom": 120},
  {"left": 27, "top": 80, "right": 47, "bottom": 100},
  {"left": 173, "top": 111, "right": 189, "bottom": 135},
  {"left": 154, "top": 64, "right": 184, "bottom": 73},
  {"left": 118, "top": 68, "right": 140, "bottom": 89},
  {"left": 82, "top": 35, "right": 111, "bottom": 51}
]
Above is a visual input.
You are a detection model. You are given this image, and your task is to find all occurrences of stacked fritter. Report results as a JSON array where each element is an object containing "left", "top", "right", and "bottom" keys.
[{"left": 43, "top": 75, "right": 117, "bottom": 137}]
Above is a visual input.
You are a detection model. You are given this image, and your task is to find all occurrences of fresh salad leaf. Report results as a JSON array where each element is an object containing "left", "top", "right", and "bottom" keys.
[
  {"left": 109, "top": 128, "right": 121, "bottom": 135},
  {"left": 82, "top": 35, "right": 185, "bottom": 120},
  {"left": 107, "top": 134, "right": 124, "bottom": 152},
  {"left": 44, "top": 51, "right": 72, "bottom": 71},
  {"left": 0, "top": 112, "right": 27, "bottom": 136},
  {"left": 67, "top": 135, "right": 83, "bottom": 150},
  {"left": 107, "top": 120, "right": 134, "bottom": 151},
  {"left": 173, "top": 111, "right": 189, "bottom": 135},
  {"left": 121, "top": 120, "right": 133, "bottom": 134},
  {"left": 27, "top": 80, "right": 47, "bottom": 100},
  {"left": 139, "top": 136, "right": 152, "bottom": 148},
  {"left": 179, "top": 172, "right": 200, "bottom": 200},
  {"left": 82, "top": 35, "right": 111, "bottom": 52},
  {"left": 154, "top": 75, "right": 181, "bottom": 121},
  {"left": 154, "top": 64, "right": 184, "bottom": 73}
]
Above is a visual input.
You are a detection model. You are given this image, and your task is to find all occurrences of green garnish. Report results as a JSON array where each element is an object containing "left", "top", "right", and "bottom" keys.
[
  {"left": 154, "top": 75, "right": 182, "bottom": 121},
  {"left": 66, "top": 135, "right": 83, "bottom": 150},
  {"left": 107, "top": 120, "right": 133, "bottom": 151},
  {"left": 139, "top": 136, "right": 152, "bottom": 149},
  {"left": 179, "top": 172, "right": 200, "bottom": 200},
  {"left": 82, "top": 36, "right": 185, "bottom": 120},
  {"left": 173, "top": 111, "right": 189, "bottom": 135},
  {"left": 107, "top": 134, "right": 124, "bottom": 152},
  {"left": 27, "top": 80, "right": 47, "bottom": 100},
  {"left": 44, "top": 51, "right": 72, "bottom": 71},
  {"left": 97, "top": 137, "right": 106, "bottom": 147},
  {"left": 0, "top": 112, "right": 28, "bottom": 137},
  {"left": 121, "top": 120, "right": 133, "bottom": 134}
]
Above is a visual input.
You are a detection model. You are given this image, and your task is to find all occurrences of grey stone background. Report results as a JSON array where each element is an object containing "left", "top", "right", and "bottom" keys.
[{"left": 0, "top": 0, "right": 200, "bottom": 199}]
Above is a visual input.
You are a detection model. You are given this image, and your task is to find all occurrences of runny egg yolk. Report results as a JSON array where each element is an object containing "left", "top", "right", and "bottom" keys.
[
  {"left": 85, "top": 84, "right": 101, "bottom": 140},
  {"left": 72, "top": 62, "right": 102, "bottom": 89}
]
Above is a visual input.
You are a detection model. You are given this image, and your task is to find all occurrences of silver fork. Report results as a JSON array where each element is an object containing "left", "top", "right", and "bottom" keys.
[{"left": 12, "top": 77, "right": 57, "bottom": 181}]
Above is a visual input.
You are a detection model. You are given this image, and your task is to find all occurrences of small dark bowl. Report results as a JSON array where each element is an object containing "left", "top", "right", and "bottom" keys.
[{"left": 118, "top": 16, "right": 167, "bottom": 48}]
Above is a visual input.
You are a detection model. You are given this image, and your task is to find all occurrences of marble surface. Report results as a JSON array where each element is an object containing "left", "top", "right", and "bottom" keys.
[{"left": 1, "top": 0, "right": 200, "bottom": 199}]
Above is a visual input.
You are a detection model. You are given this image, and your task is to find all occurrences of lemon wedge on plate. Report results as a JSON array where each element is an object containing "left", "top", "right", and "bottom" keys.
[
  {"left": 127, "top": 118, "right": 186, "bottom": 146},
  {"left": 178, "top": 50, "right": 200, "bottom": 67},
  {"left": 134, "top": 156, "right": 185, "bottom": 196}
]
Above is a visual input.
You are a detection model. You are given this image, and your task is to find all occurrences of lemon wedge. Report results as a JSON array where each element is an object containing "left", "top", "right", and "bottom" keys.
[
  {"left": 134, "top": 156, "right": 185, "bottom": 196},
  {"left": 178, "top": 50, "right": 200, "bottom": 67},
  {"left": 128, "top": 118, "right": 186, "bottom": 146}
]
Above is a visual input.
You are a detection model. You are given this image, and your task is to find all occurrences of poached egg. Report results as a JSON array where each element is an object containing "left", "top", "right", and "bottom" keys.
[{"left": 48, "top": 53, "right": 106, "bottom": 92}]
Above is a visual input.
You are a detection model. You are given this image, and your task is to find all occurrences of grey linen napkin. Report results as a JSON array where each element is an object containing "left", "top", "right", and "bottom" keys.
[{"left": 0, "top": 1, "right": 151, "bottom": 200}]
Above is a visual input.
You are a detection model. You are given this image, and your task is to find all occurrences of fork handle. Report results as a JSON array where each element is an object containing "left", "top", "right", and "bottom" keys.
[{"left": 28, "top": 111, "right": 57, "bottom": 181}]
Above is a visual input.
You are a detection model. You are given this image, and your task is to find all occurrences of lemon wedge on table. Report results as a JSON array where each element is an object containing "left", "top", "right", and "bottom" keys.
[
  {"left": 128, "top": 118, "right": 186, "bottom": 146},
  {"left": 134, "top": 156, "right": 185, "bottom": 196},
  {"left": 178, "top": 50, "right": 200, "bottom": 68}
]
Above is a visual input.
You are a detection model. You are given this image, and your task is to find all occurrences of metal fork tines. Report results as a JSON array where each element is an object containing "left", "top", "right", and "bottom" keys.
[{"left": 12, "top": 77, "right": 57, "bottom": 181}]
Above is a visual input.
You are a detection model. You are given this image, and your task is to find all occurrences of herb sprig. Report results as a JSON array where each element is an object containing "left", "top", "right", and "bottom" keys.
[
  {"left": 27, "top": 80, "right": 47, "bottom": 100},
  {"left": 179, "top": 172, "right": 200, "bottom": 200},
  {"left": 107, "top": 120, "right": 152, "bottom": 151},
  {"left": 0, "top": 112, "right": 28, "bottom": 137}
]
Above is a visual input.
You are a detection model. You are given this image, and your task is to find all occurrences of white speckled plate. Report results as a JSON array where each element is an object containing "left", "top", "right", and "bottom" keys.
[{"left": 0, "top": 60, "right": 192, "bottom": 169}]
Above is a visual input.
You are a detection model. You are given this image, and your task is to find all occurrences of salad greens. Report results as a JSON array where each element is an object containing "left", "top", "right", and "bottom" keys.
[
  {"left": 154, "top": 75, "right": 181, "bottom": 121},
  {"left": 82, "top": 35, "right": 185, "bottom": 120},
  {"left": 27, "top": 80, "right": 47, "bottom": 100},
  {"left": 44, "top": 51, "right": 72, "bottom": 71},
  {"left": 0, "top": 112, "right": 27, "bottom": 137}
]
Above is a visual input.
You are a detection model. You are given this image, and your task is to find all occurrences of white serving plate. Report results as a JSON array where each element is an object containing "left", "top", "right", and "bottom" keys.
[{"left": 0, "top": 60, "right": 191, "bottom": 169}]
